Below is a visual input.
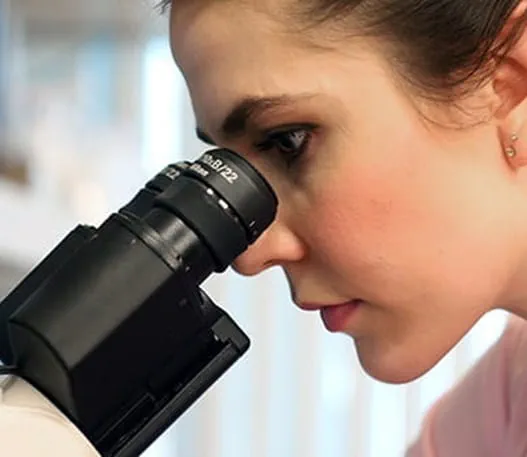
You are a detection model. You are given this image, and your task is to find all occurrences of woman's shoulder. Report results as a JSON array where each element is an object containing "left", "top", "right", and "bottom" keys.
[
  {"left": 499, "top": 315, "right": 527, "bottom": 430},
  {"left": 0, "top": 375, "right": 99, "bottom": 457},
  {"left": 407, "top": 314, "right": 527, "bottom": 457},
  {"left": 502, "top": 314, "right": 527, "bottom": 373}
]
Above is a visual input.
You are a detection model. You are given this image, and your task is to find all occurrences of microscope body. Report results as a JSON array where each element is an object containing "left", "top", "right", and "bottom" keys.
[{"left": 0, "top": 149, "right": 277, "bottom": 457}]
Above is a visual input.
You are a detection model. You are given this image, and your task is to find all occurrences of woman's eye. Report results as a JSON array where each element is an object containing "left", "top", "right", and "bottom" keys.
[{"left": 254, "top": 127, "right": 313, "bottom": 166}]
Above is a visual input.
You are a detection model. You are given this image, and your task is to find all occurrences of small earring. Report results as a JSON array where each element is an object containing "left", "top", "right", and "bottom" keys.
[{"left": 506, "top": 133, "right": 519, "bottom": 158}]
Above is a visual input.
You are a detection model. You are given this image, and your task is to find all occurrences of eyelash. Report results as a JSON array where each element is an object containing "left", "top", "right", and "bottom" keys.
[{"left": 254, "top": 125, "right": 315, "bottom": 167}]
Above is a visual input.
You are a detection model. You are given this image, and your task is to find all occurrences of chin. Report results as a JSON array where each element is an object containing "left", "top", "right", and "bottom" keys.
[{"left": 354, "top": 337, "right": 445, "bottom": 384}]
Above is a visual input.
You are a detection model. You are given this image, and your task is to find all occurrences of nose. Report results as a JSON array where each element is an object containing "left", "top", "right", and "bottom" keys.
[{"left": 232, "top": 219, "right": 306, "bottom": 276}]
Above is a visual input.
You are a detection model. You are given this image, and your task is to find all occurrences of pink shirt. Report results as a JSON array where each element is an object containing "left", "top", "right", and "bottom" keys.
[{"left": 407, "top": 315, "right": 527, "bottom": 456}]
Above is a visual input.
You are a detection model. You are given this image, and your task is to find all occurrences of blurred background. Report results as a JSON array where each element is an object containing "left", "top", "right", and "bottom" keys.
[{"left": 0, "top": 0, "right": 509, "bottom": 456}]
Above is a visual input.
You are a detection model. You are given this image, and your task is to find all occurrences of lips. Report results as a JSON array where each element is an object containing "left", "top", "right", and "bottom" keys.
[
  {"left": 320, "top": 301, "right": 361, "bottom": 332},
  {"left": 297, "top": 299, "right": 363, "bottom": 332}
]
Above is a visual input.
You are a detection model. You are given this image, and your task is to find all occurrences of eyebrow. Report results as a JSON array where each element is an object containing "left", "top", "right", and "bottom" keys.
[{"left": 195, "top": 94, "right": 316, "bottom": 145}]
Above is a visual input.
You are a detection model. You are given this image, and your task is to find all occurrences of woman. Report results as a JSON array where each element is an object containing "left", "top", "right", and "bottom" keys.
[
  {"left": 0, "top": 0, "right": 525, "bottom": 455},
  {"left": 165, "top": 0, "right": 527, "bottom": 454}
]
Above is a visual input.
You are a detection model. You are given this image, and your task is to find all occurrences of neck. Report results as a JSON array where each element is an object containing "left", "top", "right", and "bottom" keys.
[
  {"left": 498, "top": 247, "right": 527, "bottom": 321},
  {"left": 493, "top": 205, "right": 527, "bottom": 320}
]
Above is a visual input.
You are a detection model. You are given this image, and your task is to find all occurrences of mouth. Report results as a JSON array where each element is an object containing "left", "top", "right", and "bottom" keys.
[{"left": 298, "top": 299, "right": 364, "bottom": 333}]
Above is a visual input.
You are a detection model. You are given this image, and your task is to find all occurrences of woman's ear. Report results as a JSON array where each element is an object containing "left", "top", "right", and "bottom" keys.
[
  {"left": 493, "top": 2, "right": 527, "bottom": 118},
  {"left": 492, "top": 1, "right": 527, "bottom": 168}
]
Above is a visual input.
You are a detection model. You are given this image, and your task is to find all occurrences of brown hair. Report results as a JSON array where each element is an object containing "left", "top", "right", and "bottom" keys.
[{"left": 160, "top": 0, "right": 527, "bottom": 102}]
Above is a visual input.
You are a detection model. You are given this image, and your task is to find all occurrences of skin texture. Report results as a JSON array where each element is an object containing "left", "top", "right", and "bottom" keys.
[{"left": 169, "top": 0, "right": 527, "bottom": 383}]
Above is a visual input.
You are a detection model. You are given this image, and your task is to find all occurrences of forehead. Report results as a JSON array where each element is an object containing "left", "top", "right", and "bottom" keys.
[
  {"left": 169, "top": 2, "right": 331, "bottom": 130},
  {"left": 170, "top": 2, "right": 286, "bottom": 82}
]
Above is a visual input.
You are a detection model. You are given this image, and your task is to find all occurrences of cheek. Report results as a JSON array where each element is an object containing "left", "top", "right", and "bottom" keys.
[
  {"left": 304, "top": 133, "right": 435, "bottom": 266},
  {"left": 300, "top": 129, "right": 511, "bottom": 304}
]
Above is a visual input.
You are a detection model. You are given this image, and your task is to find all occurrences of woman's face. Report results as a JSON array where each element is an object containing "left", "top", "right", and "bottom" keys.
[{"left": 170, "top": 1, "right": 524, "bottom": 382}]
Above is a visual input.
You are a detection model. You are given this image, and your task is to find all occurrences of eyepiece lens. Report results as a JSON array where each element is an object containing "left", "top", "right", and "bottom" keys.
[{"left": 185, "top": 149, "right": 278, "bottom": 242}]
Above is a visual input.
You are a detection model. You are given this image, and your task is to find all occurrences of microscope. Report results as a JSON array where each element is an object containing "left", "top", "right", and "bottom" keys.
[{"left": 0, "top": 148, "right": 277, "bottom": 456}]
